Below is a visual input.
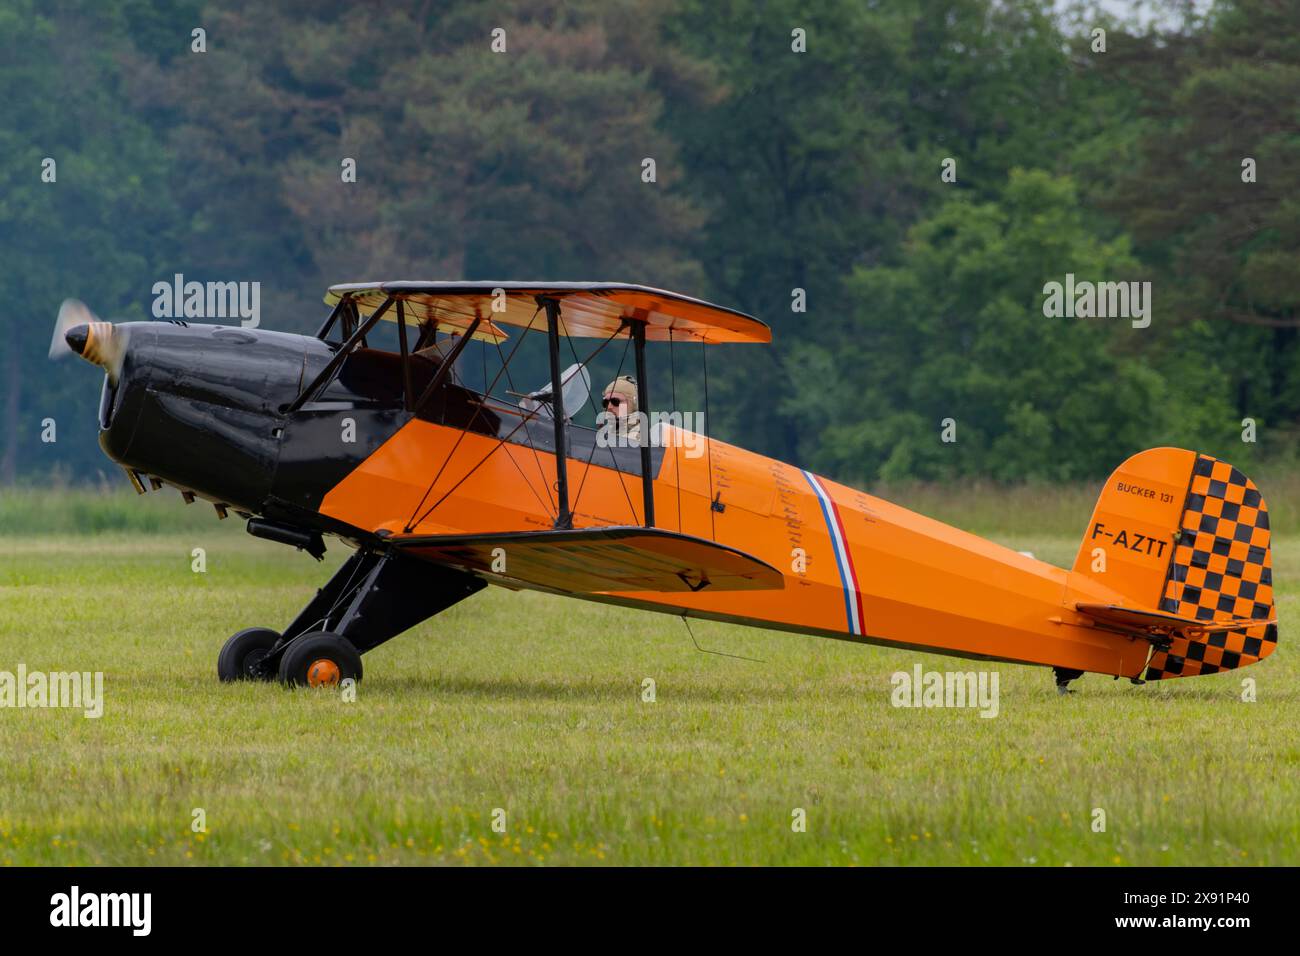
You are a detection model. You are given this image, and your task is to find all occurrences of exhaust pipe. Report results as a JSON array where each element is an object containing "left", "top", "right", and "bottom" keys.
[{"left": 247, "top": 518, "right": 326, "bottom": 561}]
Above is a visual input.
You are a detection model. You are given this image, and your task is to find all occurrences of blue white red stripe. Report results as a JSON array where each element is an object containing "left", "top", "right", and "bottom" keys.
[{"left": 801, "top": 470, "right": 865, "bottom": 636}]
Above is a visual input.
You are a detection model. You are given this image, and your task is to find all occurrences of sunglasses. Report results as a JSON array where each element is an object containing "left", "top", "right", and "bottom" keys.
[{"left": 601, "top": 396, "right": 624, "bottom": 407}]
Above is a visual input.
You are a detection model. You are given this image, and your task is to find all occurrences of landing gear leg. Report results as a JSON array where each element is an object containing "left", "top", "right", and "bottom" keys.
[
  {"left": 1053, "top": 667, "right": 1083, "bottom": 696},
  {"left": 227, "top": 546, "right": 486, "bottom": 685}
]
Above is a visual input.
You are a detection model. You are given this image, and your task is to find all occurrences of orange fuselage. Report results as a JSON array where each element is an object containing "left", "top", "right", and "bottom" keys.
[{"left": 320, "top": 420, "right": 1151, "bottom": 678}]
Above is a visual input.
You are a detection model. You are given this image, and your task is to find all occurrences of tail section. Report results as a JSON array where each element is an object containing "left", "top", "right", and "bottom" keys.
[{"left": 1070, "top": 448, "right": 1277, "bottom": 680}]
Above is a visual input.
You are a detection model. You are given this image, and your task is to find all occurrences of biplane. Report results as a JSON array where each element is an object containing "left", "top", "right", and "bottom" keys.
[{"left": 57, "top": 282, "right": 1278, "bottom": 691}]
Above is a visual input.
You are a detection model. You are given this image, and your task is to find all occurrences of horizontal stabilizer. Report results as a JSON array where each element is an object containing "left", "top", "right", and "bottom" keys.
[
  {"left": 1075, "top": 602, "right": 1274, "bottom": 641},
  {"left": 392, "top": 526, "right": 784, "bottom": 594}
]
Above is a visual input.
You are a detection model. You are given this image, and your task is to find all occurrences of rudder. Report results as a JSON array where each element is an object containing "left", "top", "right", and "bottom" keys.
[{"left": 1071, "top": 448, "right": 1278, "bottom": 680}]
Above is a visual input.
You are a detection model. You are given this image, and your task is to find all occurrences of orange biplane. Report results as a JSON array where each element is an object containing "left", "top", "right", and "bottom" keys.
[{"left": 58, "top": 282, "right": 1278, "bottom": 691}]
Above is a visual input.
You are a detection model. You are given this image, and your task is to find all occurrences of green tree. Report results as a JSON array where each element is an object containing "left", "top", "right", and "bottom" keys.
[
  {"left": 155, "top": 0, "right": 717, "bottom": 326},
  {"left": 1109, "top": 0, "right": 1300, "bottom": 453},
  {"left": 0, "top": 0, "right": 182, "bottom": 482},
  {"left": 800, "top": 170, "right": 1200, "bottom": 482},
  {"left": 666, "top": 0, "right": 1113, "bottom": 464}
]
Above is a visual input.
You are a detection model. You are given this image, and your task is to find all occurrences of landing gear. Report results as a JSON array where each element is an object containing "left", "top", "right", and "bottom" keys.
[
  {"left": 216, "top": 545, "right": 486, "bottom": 687},
  {"left": 278, "top": 631, "right": 363, "bottom": 687},
  {"left": 1053, "top": 667, "right": 1083, "bottom": 696},
  {"left": 217, "top": 627, "right": 281, "bottom": 682}
]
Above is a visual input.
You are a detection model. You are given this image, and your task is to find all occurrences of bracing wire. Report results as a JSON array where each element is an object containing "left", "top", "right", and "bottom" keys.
[
  {"left": 681, "top": 615, "right": 765, "bottom": 663},
  {"left": 410, "top": 399, "right": 554, "bottom": 528},
  {"left": 493, "top": 335, "right": 557, "bottom": 516},
  {"left": 404, "top": 306, "right": 541, "bottom": 532},
  {"left": 564, "top": 320, "right": 639, "bottom": 525}
]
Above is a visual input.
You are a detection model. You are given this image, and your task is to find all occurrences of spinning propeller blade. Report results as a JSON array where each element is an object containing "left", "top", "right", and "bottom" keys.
[{"left": 54, "top": 299, "right": 129, "bottom": 383}]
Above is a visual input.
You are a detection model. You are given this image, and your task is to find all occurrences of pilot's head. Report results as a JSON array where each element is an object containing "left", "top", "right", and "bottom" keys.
[{"left": 601, "top": 376, "right": 637, "bottom": 419}]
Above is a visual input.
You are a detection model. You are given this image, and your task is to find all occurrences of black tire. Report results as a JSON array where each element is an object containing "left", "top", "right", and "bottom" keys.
[
  {"left": 278, "top": 631, "right": 363, "bottom": 688},
  {"left": 217, "top": 627, "right": 281, "bottom": 682}
]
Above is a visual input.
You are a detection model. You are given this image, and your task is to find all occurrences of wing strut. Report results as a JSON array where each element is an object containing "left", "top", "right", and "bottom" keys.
[
  {"left": 541, "top": 296, "right": 574, "bottom": 529},
  {"left": 288, "top": 295, "right": 393, "bottom": 413},
  {"left": 633, "top": 319, "right": 654, "bottom": 528}
]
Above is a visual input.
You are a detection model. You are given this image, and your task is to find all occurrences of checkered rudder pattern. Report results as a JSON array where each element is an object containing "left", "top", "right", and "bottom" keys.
[{"left": 1144, "top": 454, "right": 1277, "bottom": 680}]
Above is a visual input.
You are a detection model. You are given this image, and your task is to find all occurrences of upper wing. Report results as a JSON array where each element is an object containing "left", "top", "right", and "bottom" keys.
[
  {"left": 391, "top": 526, "right": 784, "bottom": 594},
  {"left": 325, "top": 281, "right": 771, "bottom": 344}
]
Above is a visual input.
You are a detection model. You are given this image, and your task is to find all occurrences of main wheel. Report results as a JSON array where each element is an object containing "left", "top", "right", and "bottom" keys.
[
  {"left": 217, "top": 627, "right": 281, "bottom": 682},
  {"left": 278, "top": 631, "right": 363, "bottom": 688}
]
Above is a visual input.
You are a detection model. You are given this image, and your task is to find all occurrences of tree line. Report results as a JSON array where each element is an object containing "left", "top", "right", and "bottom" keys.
[{"left": 2, "top": 0, "right": 1297, "bottom": 487}]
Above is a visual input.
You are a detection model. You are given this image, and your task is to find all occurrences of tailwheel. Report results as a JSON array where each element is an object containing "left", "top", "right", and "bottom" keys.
[
  {"left": 217, "top": 627, "right": 281, "bottom": 682},
  {"left": 1053, "top": 666, "right": 1083, "bottom": 696},
  {"left": 278, "top": 631, "right": 363, "bottom": 688}
]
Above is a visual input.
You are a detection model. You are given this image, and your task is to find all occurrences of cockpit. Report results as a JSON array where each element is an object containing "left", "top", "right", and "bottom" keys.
[{"left": 290, "top": 282, "right": 769, "bottom": 530}]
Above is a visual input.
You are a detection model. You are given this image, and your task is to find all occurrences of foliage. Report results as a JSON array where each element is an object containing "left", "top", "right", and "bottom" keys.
[{"left": 1, "top": 0, "right": 1296, "bottom": 486}]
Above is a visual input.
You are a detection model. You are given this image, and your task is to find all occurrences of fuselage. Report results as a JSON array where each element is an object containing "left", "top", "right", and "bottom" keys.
[
  {"left": 320, "top": 416, "right": 1150, "bottom": 679},
  {"left": 86, "top": 318, "right": 1147, "bottom": 680}
]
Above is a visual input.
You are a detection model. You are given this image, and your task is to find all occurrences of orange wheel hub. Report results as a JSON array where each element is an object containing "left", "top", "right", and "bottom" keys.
[{"left": 306, "top": 658, "right": 341, "bottom": 687}]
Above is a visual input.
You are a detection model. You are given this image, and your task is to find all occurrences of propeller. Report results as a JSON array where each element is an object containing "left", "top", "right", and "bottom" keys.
[{"left": 51, "top": 299, "right": 129, "bottom": 383}]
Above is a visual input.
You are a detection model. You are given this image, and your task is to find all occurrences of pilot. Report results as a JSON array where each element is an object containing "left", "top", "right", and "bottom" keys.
[{"left": 601, "top": 375, "right": 641, "bottom": 444}]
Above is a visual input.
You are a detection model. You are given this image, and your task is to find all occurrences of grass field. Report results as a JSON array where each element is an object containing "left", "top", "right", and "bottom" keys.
[{"left": 0, "top": 494, "right": 1297, "bottom": 866}]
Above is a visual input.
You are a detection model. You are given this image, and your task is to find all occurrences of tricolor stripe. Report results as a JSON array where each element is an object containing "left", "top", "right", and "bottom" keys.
[{"left": 801, "top": 470, "right": 865, "bottom": 636}]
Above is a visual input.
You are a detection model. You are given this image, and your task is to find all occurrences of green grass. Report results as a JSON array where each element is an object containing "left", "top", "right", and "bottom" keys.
[
  {"left": 0, "top": 518, "right": 1297, "bottom": 866},
  {"left": 0, "top": 486, "right": 223, "bottom": 535}
]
